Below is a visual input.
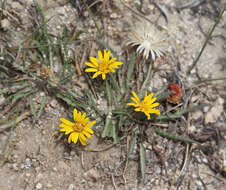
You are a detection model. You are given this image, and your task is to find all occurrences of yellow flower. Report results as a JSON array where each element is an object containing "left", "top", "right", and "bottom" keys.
[
  {"left": 127, "top": 90, "right": 160, "bottom": 120},
  {"left": 84, "top": 50, "right": 123, "bottom": 80},
  {"left": 59, "top": 108, "right": 96, "bottom": 146}
]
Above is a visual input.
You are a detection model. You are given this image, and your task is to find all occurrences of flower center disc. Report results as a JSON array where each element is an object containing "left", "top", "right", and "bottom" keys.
[
  {"left": 73, "top": 123, "right": 84, "bottom": 133},
  {"left": 139, "top": 102, "right": 149, "bottom": 112},
  {"left": 99, "top": 62, "right": 110, "bottom": 72}
]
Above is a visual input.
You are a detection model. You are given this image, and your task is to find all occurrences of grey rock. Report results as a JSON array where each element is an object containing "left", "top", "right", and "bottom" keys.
[{"left": 1, "top": 19, "right": 10, "bottom": 31}]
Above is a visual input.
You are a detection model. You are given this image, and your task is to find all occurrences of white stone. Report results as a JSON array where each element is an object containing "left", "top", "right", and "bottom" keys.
[
  {"left": 50, "top": 99, "right": 58, "bottom": 108},
  {"left": 40, "top": 92, "right": 45, "bottom": 97},
  {"left": 111, "top": 13, "right": 118, "bottom": 19},
  {"left": 188, "top": 125, "right": 196, "bottom": 133},
  {"left": 36, "top": 183, "right": 42, "bottom": 190},
  {"left": 68, "top": 184, "right": 75, "bottom": 190},
  {"left": 1, "top": 19, "right": 10, "bottom": 31},
  {"left": 203, "top": 106, "right": 209, "bottom": 113}
]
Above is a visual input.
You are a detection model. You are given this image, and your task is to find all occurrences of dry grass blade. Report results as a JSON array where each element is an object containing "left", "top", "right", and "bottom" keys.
[{"left": 187, "top": 7, "right": 226, "bottom": 74}]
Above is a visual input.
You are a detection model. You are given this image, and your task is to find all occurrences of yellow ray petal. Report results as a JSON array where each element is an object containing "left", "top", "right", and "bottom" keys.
[
  {"left": 131, "top": 91, "right": 140, "bottom": 103},
  {"left": 98, "top": 50, "right": 103, "bottom": 63},
  {"left": 82, "top": 117, "right": 89, "bottom": 125},
  {"left": 92, "top": 71, "right": 102, "bottom": 79},
  {"left": 79, "top": 134, "right": 87, "bottom": 146},
  {"left": 149, "top": 109, "right": 160, "bottom": 115},
  {"left": 71, "top": 132, "right": 79, "bottom": 144},
  {"left": 144, "top": 112, "right": 151, "bottom": 120},
  {"left": 59, "top": 123, "right": 71, "bottom": 128},
  {"left": 126, "top": 103, "right": 137, "bottom": 106},
  {"left": 86, "top": 120, "right": 96, "bottom": 128},
  {"left": 131, "top": 97, "right": 139, "bottom": 104},
  {"left": 81, "top": 112, "right": 86, "bottom": 120},
  {"left": 83, "top": 131, "right": 92, "bottom": 138},
  {"left": 84, "top": 62, "right": 98, "bottom": 68},
  {"left": 80, "top": 137, "right": 87, "bottom": 146},
  {"left": 65, "top": 128, "right": 74, "bottom": 135},
  {"left": 60, "top": 118, "right": 74, "bottom": 127},
  {"left": 68, "top": 133, "right": 73, "bottom": 144},
  {"left": 84, "top": 127, "right": 94, "bottom": 134},
  {"left": 77, "top": 112, "right": 82, "bottom": 122},
  {"left": 104, "top": 50, "right": 111, "bottom": 61},
  {"left": 111, "top": 61, "right": 123, "bottom": 66},
  {"left": 108, "top": 57, "right": 117, "bottom": 64},
  {"left": 102, "top": 74, "right": 106, "bottom": 80},
  {"left": 73, "top": 108, "right": 78, "bottom": 122},
  {"left": 89, "top": 57, "right": 99, "bottom": 66},
  {"left": 149, "top": 102, "right": 160, "bottom": 108},
  {"left": 149, "top": 96, "right": 156, "bottom": 104},
  {"left": 85, "top": 68, "right": 98, "bottom": 72},
  {"left": 134, "top": 107, "right": 141, "bottom": 112}
]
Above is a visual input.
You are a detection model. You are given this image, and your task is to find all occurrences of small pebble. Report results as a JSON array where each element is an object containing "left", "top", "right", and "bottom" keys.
[
  {"left": 12, "top": 163, "right": 19, "bottom": 171},
  {"left": 47, "top": 183, "right": 53, "bottom": 188},
  {"left": 70, "top": 150, "right": 76, "bottom": 156},
  {"left": 25, "top": 157, "right": 31, "bottom": 169},
  {"left": 50, "top": 99, "right": 58, "bottom": 108},
  {"left": 68, "top": 184, "right": 75, "bottom": 190},
  {"left": 203, "top": 106, "right": 209, "bottom": 113},
  {"left": 1, "top": 19, "right": 10, "bottom": 31},
  {"left": 36, "top": 183, "right": 42, "bottom": 190},
  {"left": 195, "top": 180, "right": 202, "bottom": 186},
  {"left": 40, "top": 92, "right": 45, "bottom": 97},
  {"left": 80, "top": 178, "right": 86, "bottom": 184},
  {"left": 202, "top": 158, "right": 208, "bottom": 164}
]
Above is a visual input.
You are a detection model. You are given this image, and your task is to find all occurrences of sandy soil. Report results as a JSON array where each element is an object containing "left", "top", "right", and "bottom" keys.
[{"left": 0, "top": 0, "right": 226, "bottom": 190}]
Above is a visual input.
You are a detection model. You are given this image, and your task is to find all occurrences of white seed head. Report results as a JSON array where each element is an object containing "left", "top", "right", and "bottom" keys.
[{"left": 127, "top": 20, "right": 169, "bottom": 60}]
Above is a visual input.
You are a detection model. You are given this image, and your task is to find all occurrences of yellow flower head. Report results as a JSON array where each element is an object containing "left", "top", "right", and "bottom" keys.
[
  {"left": 59, "top": 108, "right": 96, "bottom": 146},
  {"left": 84, "top": 50, "right": 123, "bottom": 80},
  {"left": 127, "top": 90, "right": 160, "bottom": 120}
]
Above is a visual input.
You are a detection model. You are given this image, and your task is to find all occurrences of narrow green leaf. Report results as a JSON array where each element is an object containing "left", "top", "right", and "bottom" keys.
[
  {"left": 106, "top": 80, "right": 112, "bottom": 107},
  {"left": 29, "top": 97, "right": 36, "bottom": 121},
  {"left": 60, "top": 68, "right": 76, "bottom": 84},
  {"left": 155, "top": 128, "right": 199, "bottom": 144},
  {"left": 139, "top": 143, "right": 146, "bottom": 182},
  {"left": 12, "top": 89, "right": 37, "bottom": 104},
  {"left": 55, "top": 93, "right": 76, "bottom": 107},
  {"left": 112, "top": 123, "right": 119, "bottom": 143},
  {"left": 141, "top": 61, "right": 152, "bottom": 91},
  {"left": 101, "top": 116, "right": 113, "bottom": 138},
  {"left": 126, "top": 54, "right": 136, "bottom": 89},
  {"left": 153, "top": 105, "right": 204, "bottom": 121},
  {"left": 128, "top": 132, "right": 136, "bottom": 156},
  {"left": 109, "top": 73, "right": 120, "bottom": 93},
  {"left": 36, "top": 96, "right": 47, "bottom": 121},
  {"left": 84, "top": 89, "right": 103, "bottom": 117},
  {"left": 112, "top": 109, "right": 131, "bottom": 117}
]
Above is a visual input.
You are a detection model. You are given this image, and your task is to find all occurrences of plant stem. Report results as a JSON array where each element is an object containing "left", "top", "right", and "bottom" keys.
[{"left": 141, "top": 61, "right": 153, "bottom": 91}]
